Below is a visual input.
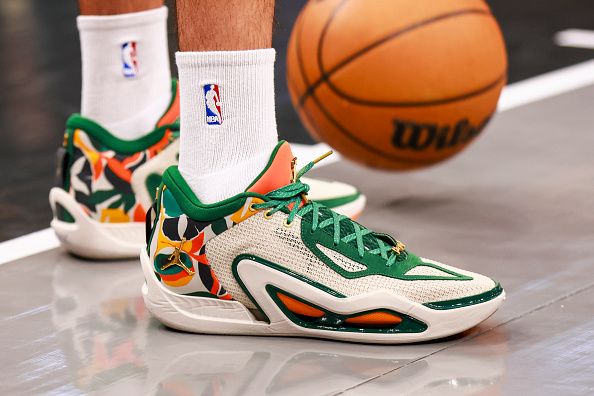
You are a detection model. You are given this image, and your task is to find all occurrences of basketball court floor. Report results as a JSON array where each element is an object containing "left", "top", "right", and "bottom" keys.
[
  {"left": 2, "top": 71, "right": 594, "bottom": 394},
  {"left": 2, "top": 1, "right": 594, "bottom": 395}
]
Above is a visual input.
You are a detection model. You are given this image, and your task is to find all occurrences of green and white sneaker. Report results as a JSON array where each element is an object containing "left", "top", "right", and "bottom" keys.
[
  {"left": 141, "top": 141, "right": 504, "bottom": 344},
  {"left": 49, "top": 80, "right": 365, "bottom": 259}
]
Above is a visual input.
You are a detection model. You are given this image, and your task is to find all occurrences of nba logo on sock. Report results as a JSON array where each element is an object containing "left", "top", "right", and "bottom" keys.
[
  {"left": 204, "top": 84, "right": 222, "bottom": 125},
  {"left": 121, "top": 41, "right": 138, "bottom": 78}
]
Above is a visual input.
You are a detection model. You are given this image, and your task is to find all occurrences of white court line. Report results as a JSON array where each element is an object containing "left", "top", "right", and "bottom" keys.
[
  {"left": 554, "top": 29, "right": 594, "bottom": 50},
  {"left": 0, "top": 228, "right": 59, "bottom": 265},
  {"left": 498, "top": 58, "right": 594, "bottom": 111},
  {"left": 2, "top": 58, "right": 594, "bottom": 265}
]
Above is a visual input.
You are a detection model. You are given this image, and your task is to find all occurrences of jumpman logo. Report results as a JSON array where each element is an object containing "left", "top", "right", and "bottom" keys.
[{"left": 160, "top": 237, "right": 195, "bottom": 276}]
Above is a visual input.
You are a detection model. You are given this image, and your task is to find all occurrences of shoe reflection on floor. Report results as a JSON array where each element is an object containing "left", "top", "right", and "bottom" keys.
[{"left": 50, "top": 254, "right": 506, "bottom": 395}]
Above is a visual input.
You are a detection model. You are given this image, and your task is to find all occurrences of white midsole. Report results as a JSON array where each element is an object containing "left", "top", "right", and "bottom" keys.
[
  {"left": 49, "top": 187, "right": 144, "bottom": 259},
  {"left": 140, "top": 249, "right": 505, "bottom": 344},
  {"left": 330, "top": 194, "right": 367, "bottom": 219}
]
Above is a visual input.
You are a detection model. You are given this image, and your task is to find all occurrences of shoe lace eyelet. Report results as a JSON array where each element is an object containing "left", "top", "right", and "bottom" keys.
[
  {"left": 248, "top": 203, "right": 257, "bottom": 212},
  {"left": 263, "top": 210, "right": 274, "bottom": 220},
  {"left": 284, "top": 219, "right": 293, "bottom": 228}
]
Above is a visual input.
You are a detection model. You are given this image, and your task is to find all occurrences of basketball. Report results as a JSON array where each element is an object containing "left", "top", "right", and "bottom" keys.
[{"left": 287, "top": 0, "right": 507, "bottom": 170}]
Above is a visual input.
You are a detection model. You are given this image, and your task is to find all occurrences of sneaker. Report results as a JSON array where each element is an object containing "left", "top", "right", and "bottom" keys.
[
  {"left": 49, "top": 80, "right": 181, "bottom": 259},
  {"left": 141, "top": 141, "right": 504, "bottom": 343},
  {"left": 49, "top": 81, "right": 365, "bottom": 259}
]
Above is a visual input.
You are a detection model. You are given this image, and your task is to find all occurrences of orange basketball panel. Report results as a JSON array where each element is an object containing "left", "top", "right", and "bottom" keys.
[
  {"left": 287, "top": 0, "right": 507, "bottom": 170},
  {"left": 286, "top": 12, "right": 308, "bottom": 105},
  {"left": 298, "top": 93, "right": 426, "bottom": 170},
  {"left": 301, "top": 79, "right": 504, "bottom": 169},
  {"left": 326, "top": 15, "right": 507, "bottom": 104},
  {"left": 317, "top": 0, "right": 491, "bottom": 75},
  {"left": 293, "top": 0, "right": 343, "bottom": 88}
]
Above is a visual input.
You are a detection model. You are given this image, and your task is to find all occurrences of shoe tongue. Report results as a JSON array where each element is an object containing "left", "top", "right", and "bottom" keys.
[{"left": 247, "top": 141, "right": 294, "bottom": 195}]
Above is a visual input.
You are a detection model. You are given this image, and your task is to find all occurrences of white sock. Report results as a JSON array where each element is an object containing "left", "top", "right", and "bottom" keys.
[
  {"left": 176, "top": 49, "right": 278, "bottom": 204},
  {"left": 77, "top": 6, "right": 171, "bottom": 140}
]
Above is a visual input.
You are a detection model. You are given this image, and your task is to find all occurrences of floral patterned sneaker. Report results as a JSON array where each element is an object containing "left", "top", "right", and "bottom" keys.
[
  {"left": 49, "top": 80, "right": 181, "bottom": 259},
  {"left": 141, "top": 141, "right": 504, "bottom": 343}
]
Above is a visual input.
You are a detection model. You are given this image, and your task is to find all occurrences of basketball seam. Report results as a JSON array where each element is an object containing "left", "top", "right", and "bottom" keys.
[
  {"left": 294, "top": 2, "right": 326, "bottom": 145},
  {"left": 305, "top": 85, "right": 446, "bottom": 165},
  {"left": 298, "top": 6, "right": 505, "bottom": 108},
  {"left": 295, "top": 30, "right": 431, "bottom": 165},
  {"left": 291, "top": 7, "right": 309, "bottom": 92},
  {"left": 326, "top": 73, "right": 507, "bottom": 108},
  {"left": 315, "top": 0, "right": 350, "bottom": 99}
]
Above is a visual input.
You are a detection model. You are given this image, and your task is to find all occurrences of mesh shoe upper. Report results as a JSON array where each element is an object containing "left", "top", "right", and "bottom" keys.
[{"left": 206, "top": 212, "right": 496, "bottom": 309}]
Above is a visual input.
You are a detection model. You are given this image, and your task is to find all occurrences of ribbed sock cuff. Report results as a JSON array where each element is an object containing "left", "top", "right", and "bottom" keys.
[
  {"left": 175, "top": 48, "right": 276, "bottom": 67},
  {"left": 77, "top": 6, "right": 167, "bottom": 30}
]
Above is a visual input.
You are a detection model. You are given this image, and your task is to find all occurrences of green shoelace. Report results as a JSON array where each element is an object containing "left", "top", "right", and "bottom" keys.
[{"left": 252, "top": 158, "right": 405, "bottom": 267}]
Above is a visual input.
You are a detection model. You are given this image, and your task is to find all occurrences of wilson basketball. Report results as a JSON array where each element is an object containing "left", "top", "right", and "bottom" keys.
[{"left": 287, "top": 0, "right": 507, "bottom": 170}]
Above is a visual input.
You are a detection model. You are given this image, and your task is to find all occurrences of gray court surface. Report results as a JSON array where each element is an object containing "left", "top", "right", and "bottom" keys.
[{"left": 2, "top": 86, "right": 594, "bottom": 395}]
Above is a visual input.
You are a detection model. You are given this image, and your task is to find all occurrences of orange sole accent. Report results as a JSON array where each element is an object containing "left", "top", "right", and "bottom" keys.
[
  {"left": 276, "top": 292, "right": 325, "bottom": 318},
  {"left": 345, "top": 311, "right": 402, "bottom": 326}
]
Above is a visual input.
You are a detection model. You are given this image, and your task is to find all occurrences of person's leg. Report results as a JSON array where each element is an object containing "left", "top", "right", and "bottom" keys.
[
  {"left": 78, "top": 0, "right": 162, "bottom": 15},
  {"left": 176, "top": 0, "right": 274, "bottom": 51},
  {"left": 175, "top": 0, "right": 278, "bottom": 203},
  {"left": 77, "top": 0, "right": 171, "bottom": 139}
]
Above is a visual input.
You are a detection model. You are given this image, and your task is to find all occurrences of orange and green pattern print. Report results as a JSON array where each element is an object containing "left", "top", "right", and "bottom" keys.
[
  {"left": 66, "top": 127, "right": 176, "bottom": 223},
  {"left": 149, "top": 186, "right": 263, "bottom": 299}
]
